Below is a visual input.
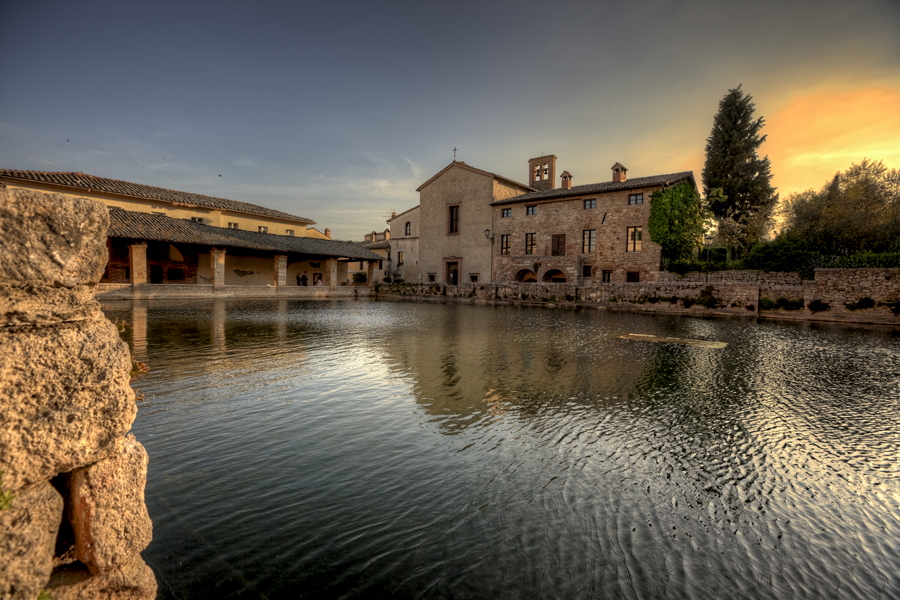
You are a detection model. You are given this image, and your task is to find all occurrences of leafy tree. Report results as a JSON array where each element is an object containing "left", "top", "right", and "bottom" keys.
[
  {"left": 703, "top": 85, "right": 778, "bottom": 251},
  {"left": 780, "top": 159, "right": 900, "bottom": 254},
  {"left": 649, "top": 181, "right": 711, "bottom": 262}
]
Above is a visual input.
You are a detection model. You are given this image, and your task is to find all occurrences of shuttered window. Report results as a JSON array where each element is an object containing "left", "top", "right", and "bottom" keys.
[{"left": 551, "top": 234, "right": 566, "bottom": 256}]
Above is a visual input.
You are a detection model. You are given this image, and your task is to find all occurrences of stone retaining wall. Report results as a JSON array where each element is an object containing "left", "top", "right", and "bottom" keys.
[
  {"left": 374, "top": 268, "right": 900, "bottom": 326},
  {"left": 94, "top": 282, "right": 369, "bottom": 300},
  {"left": 1, "top": 188, "right": 156, "bottom": 599}
]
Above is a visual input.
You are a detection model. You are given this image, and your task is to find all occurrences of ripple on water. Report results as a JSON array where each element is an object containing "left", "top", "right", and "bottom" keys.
[{"left": 101, "top": 299, "right": 900, "bottom": 600}]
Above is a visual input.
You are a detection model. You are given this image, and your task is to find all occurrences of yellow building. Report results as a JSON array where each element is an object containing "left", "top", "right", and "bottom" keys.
[{"left": 0, "top": 169, "right": 325, "bottom": 238}]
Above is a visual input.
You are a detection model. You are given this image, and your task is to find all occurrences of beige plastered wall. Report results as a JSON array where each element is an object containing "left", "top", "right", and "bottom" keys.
[
  {"left": 418, "top": 167, "right": 525, "bottom": 284},
  {"left": 389, "top": 205, "right": 420, "bottom": 282},
  {"left": 1, "top": 181, "right": 319, "bottom": 237}
]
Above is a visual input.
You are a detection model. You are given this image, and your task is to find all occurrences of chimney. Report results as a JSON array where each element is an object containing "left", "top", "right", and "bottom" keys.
[
  {"left": 384, "top": 229, "right": 390, "bottom": 240},
  {"left": 527, "top": 155, "right": 557, "bottom": 191},
  {"left": 325, "top": 228, "right": 331, "bottom": 238},
  {"left": 611, "top": 162, "right": 628, "bottom": 183},
  {"left": 560, "top": 171, "right": 573, "bottom": 190}
]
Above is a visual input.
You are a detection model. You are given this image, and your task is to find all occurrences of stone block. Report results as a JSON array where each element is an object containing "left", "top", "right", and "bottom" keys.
[
  {"left": 68, "top": 435, "right": 152, "bottom": 575},
  {"left": 0, "top": 284, "right": 101, "bottom": 328},
  {"left": 0, "top": 187, "right": 109, "bottom": 288},
  {"left": 0, "top": 318, "right": 136, "bottom": 491},
  {"left": 0, "top": 480, "right": 64, "bottom": 600},
  {"left": 45, "top": 554, "right": 157, "bottom": 600}
]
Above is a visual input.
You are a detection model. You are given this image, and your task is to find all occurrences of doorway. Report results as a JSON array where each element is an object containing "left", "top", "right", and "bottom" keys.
[
  {"left": 149, "top": 265, "right": 163, "bottom": 284},
  {"left": 445, "top": 262, "right": 459, "bottom": 285}
]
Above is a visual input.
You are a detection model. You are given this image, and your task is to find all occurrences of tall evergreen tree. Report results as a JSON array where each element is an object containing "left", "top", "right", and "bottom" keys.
[{"left": 703, "top": 85, "right": 777, "bottom": 248}]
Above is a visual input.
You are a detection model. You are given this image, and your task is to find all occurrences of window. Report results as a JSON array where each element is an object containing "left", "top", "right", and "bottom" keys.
[
  {"left": 191, "top": 216, "right": 204, "bottom": 223},
  {"left": 628, "top": 193, "right": 643, "bottom": 205},
  {"left": 582, "top": 265, "right": 592, "bottom": 278},
  {"left": 448, "top": 205, "right": 460, "bottom": 234},
  {"left": 526, "top": 205, "right": 537, "bottom": 215},
  {"left": 602, "top": 270, "right": 612, "bottom": 283},
  {"left": 584, "top": 199, "right": 596, "bottom": 209},
  {"left": 469, "top": 274, "right": 478, "bottom": 283},
  {"left": 405, "top": 222, "right": 411, "bottom": 235},
  {"left": 286, "top": 229, "right": 295, "bottom": 236},
  {"left": 227, "top": 222, "right": 239, "bottom": 229},
  {"left": 428, "top": 273, "right": 436, "bottom": 282},
  {"left": 626, "top": 226, "right": 642, "bottom": 252},
  {"left": 500, "top": 234, "right": 510, "bottom": 255},
  {"left": 525, "top": 233, "right": 535, "bottom": 255},
  {"left": 258, "top": 226, "right": 268, "bottom": 233},
  {"left": 378, "top": 260, "right": 383, "bottom": 269},
  {"left": 551, "top": 234, "right": 566, "bottom": 256},
  {"left": 398, "top": 251, "right": 404, "bottom": 266},
  {"left": 501, "top": 208, "right": 511, "bottom": 218},
  {"left": 627, "top": 271, "right": 640, "bottom": 282},
  {"left": 582, "top": 229, "right": 596, "bottom": 253}
]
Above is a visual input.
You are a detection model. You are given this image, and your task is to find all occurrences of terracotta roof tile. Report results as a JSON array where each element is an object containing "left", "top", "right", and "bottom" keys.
[
  {"left": 0, "top": 170, "right": 314, "bottom": 224},
  {"left": 107, "top": 208, "right": 380, "bottom": 261},
  {"left": 490, "top": 172, "right": 696, "bottom": 205}
]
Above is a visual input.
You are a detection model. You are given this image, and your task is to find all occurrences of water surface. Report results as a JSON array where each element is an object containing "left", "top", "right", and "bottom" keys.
[{"left": 101, "top": 298, "right": 900, "bottom": 600}]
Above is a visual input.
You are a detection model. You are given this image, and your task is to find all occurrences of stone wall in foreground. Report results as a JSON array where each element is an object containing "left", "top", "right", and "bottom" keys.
[{"left": 0, "top": 188, "right": 156, "bottom": 599}]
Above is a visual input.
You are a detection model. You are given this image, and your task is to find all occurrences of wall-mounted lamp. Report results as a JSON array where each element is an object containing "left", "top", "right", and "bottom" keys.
[{"left": 484, "top": 229, "right": 494, "bottom": 242}]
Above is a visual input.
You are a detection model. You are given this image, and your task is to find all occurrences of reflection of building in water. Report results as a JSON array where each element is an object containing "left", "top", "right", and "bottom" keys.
[{"left": 378, "top": 305, "right": 655, "bottom": 433}]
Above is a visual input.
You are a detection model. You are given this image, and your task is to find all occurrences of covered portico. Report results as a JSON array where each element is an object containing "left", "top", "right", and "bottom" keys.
[{"left": 97, "top": 208, "right": 380, "bottom": 298}]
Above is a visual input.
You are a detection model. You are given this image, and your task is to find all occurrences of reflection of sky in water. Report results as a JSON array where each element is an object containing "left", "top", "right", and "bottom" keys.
[{"left": 103, "top": 299, "right": 900, "bottom": 600}]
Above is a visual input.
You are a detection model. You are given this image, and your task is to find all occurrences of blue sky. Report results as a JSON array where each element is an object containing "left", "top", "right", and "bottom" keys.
[{"left": 2, "top": 0, "right": 898, "bottom": 239}]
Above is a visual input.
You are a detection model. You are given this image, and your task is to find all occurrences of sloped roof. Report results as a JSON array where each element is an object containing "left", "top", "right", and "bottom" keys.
[
  {"left": 416, "top": 162, "right": 535, "bottom": 193},
  {"left": 490, "top": 172, "right": 696, "bottom": 206},
  {"left": 0, "top": 169, "right": 314, "bottom": 224},
  {"left": 363, "top": 240, "right": 391, "bottom": 250},
  {"left": 107, "top": 208, "right": 380, "bottom": 260}
]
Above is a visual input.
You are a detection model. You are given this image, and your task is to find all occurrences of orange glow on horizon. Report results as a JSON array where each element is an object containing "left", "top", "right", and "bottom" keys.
[{"left": 766, "top": 86, "right": 900, "bottom": 196}]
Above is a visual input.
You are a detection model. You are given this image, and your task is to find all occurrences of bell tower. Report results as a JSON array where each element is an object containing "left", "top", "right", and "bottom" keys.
[{"left": 528, "top": 155, "right": 557, "bottom": 190}]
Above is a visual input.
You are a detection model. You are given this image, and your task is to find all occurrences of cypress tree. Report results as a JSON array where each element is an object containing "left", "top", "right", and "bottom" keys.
[{"left": 702, "top": 85, "right": 777, "bottom": 246}]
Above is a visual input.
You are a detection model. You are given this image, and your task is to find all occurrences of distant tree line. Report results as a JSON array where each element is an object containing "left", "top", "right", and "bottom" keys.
[{"left": 650, "top": 85, "right": 899, "bottom": 278}]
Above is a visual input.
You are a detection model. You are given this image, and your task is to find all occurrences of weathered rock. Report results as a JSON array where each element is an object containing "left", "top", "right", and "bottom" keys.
[
  {"left": 0, "top": 284, "right": 101, "bottom": 327},
  {"left": 0, "top": 187, "right": 109, "bottom": 288},
  {"left": 0, "top": 317, "right": 136, "bottom": 491},
  {"left": 45, "top": 554, "right": 157, "bottom": 600},
  {"left": 68, "top": 435, "right": 152, "bottom": 575},
  {"left": 0, "top": 480, "right": 64, "bottom": 600}
]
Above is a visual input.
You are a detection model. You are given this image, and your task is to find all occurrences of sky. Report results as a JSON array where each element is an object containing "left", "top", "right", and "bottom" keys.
[{"left": 1, "top": 0, "right": 898, "bottom": 240}]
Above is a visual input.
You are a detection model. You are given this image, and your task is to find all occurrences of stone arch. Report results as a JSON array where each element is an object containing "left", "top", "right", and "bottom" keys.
[
  {"left": 514, "top": 269, "right": 537, "bottom": 282},
  {"left": 542, "top": 269, "right": 567, "bottom": 283}
]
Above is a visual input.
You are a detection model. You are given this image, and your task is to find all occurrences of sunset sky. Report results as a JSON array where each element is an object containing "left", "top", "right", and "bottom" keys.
[{"left": 1, "top": 0, "right": 898, "bottom": 240}]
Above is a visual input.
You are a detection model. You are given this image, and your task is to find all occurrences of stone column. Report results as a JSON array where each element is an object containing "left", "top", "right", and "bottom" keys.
[
  {"left": 128, "top": 243, "right": 147, "bottom": 287},
  {"left": 366, "top": 261, "right": 375, "bottom": 284},
  {"left": 210, "top": 248, "right": 226, "bottom": 290},
  {"left": 326, "top": 258, "right": 338, "bottom": 287},
  {"left": 273, "top": 255, "right": 287, "bottom": 289}
]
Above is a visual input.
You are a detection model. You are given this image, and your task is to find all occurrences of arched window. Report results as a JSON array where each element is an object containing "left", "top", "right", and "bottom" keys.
[
  {"left": 405, "top": 222, "right": 411, "bottom": 235},
  {"left": 542, "top": 269, "right": 567, "bottom": 283},
  {"left": 514, "top": 269, "right": 537, "bottom": 283}
]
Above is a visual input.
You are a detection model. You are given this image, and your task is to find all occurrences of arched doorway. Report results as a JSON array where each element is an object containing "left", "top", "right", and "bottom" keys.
[
  {"left": 514, "top": 269, "right": 537, "bottom": 282},
  {"left": 542, "top": 269, "right": 567, "bottom": 283}
]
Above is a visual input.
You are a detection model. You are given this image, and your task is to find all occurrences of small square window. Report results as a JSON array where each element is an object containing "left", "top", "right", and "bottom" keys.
[
  {"left": 602, "top": 270, "right": 612, "bottom": 283},
  {"left": 191, "top": 216, "right": 204, "bottom": 223},
  {"left": 428, "top": 273, "right": 436, "bottom": 282},
  {"left": 258, "top": 225, "right": 268, "bottom": 233},
  {"left": 526, "top": 205, "right": 537, "bottom": 215},
  {"left": 582, "top": 265, "right": 592, "bottom": 278},
  {"left": 584, "top": 199, "right": 596, "bottom": 209},
  {"left": 469, "top": 274, "right": 478, "bottom": 283},
  {"left": 501, "top": 208, "right": 511, "bottom": 218},
  {"left": 628, "top": 193, "right": 643, "bottom": 205},
  {"left": 227, "top": 222, "right": 239, "bottom": 229},
  {"left": 286, "top": 229, "right": 294, "bottom": 236},
  {"left": 626, "top": 271, "right": 640, "bottom": 282}
]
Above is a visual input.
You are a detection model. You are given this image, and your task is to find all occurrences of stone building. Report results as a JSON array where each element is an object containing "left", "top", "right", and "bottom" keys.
[
  {"left": 490, "top": 158, "right": 695, "bottom": 284},
  {"left": 404, "top": 161, "right": 533, "bottom": 284},
  {"left": 387, "top": 205, "right": 420, "bottom": 282},
  {"left": 357, "top": 229, "right": 391, "bottom": 282},
  {"left": 389, "top": 156, "right": 695, "bottom": 286}
]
